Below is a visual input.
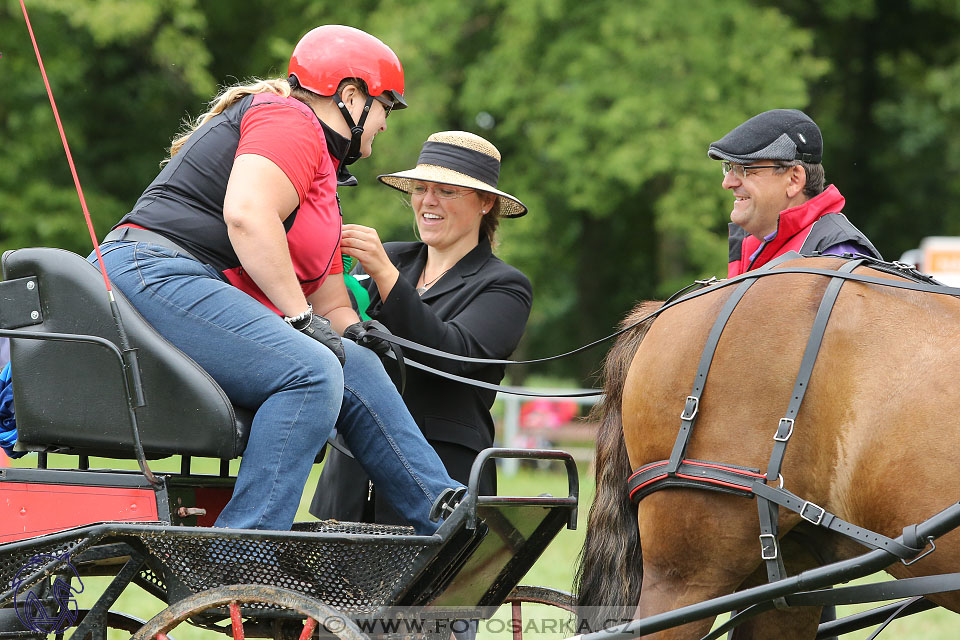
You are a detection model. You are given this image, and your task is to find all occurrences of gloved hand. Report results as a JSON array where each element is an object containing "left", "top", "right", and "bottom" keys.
[
  {"left": 301, "top": 314, "right": 346, "bottom": 365},
  {"left": 343, "top": 319, "right": 392, "bottom": 356}
]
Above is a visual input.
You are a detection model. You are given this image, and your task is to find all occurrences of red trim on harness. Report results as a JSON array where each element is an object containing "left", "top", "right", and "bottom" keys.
[
  {"left": 675, "top": 473, "right": 754, "bottom": 493},
  {"left": 628, "top": 460, "right": 668, "bottom": 481},
  {"left": 628, "top": 459, "right": 765, "bottom": 501},
  {"left": 628, "top": 473, "right": 668, "bottom": 499},
  {"left": 684, "top": 460, "right": 767, "bottom": 479},
  {"left": 629, "top": 459, "right": 766, "bottom": 482}
]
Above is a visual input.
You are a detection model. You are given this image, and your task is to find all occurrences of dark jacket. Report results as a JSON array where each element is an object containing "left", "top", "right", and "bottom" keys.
[{"left": 310, "top": 236, "right": 532, "bottom": 522}]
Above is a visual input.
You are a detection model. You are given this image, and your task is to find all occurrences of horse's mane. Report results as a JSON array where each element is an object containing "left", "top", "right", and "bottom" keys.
[{"left": 574, "top": 300, "right": 662, "bottom": 629}]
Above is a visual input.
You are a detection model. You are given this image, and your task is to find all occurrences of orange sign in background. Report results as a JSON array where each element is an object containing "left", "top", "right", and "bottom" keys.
[
  {"left": 921, "top": 237, "right": 960, "bottom": 286},
  {"left": 926, "top": 249, "right": 960, "bottom": 273}
]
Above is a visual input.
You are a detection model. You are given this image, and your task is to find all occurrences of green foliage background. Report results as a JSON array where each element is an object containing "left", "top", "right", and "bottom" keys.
[{"left": 3, "top": 0, "right": 960, "bottom": 383}]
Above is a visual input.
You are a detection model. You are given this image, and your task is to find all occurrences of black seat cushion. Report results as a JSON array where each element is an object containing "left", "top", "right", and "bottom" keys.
[{"left": 1, "top": 247, "right": 252, "bottom": 459}]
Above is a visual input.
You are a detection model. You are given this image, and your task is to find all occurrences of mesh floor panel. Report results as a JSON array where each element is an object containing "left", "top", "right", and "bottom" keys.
[
  {"left": 0, "top": 537, "right": 87, "bottom": 598},
  {"left": 132, "top": 521, "right": 430, "bottom": 614}
]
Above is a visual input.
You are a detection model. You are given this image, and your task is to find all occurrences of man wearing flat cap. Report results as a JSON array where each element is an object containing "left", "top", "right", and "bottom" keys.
[{"left": 709, "top": 109, "right": 881, "bottom": 277}]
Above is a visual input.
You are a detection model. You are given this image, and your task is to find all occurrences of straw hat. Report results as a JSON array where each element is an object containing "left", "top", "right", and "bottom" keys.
[{"left": 377, "top": 131, "right": 527, "bottom": 217}]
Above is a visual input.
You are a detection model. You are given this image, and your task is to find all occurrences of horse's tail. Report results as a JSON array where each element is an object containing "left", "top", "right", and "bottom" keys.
[{"left": 574, "top": 301, "right": 662, "bottom": 631}]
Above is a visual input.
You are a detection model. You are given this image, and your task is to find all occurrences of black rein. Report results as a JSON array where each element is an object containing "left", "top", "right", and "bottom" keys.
[{"left": 366, "top": 255, "right": 960, "bottom": 397}]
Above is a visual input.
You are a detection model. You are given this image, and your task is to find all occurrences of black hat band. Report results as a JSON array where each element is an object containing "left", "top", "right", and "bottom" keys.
[{"left": 417, "top": 141, "right": 500, "bottom": 187}]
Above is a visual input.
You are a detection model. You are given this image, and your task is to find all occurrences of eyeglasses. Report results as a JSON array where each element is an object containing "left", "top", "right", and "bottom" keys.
[
  {"left": 721, "top": 161, "right": 782, "bottom": 178},
  {"left": 372, "top": 94, "right": 395, "bottom": 118},
  {"left": 409, "top": 183, "right": 476, "bottom": 199}
]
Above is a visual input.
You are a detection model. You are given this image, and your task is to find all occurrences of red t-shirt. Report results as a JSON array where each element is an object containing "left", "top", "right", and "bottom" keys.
[{"left": 223, "top": 94, "right": 343, "bottom": 313}]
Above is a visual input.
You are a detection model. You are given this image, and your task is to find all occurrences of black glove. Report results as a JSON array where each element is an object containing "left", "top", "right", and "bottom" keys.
[
  {"left": 301, "top": 314, "right": 346, "bottom": 365},
  {"left": 343, "top": 319, "right": 392, "bottom": 356}
]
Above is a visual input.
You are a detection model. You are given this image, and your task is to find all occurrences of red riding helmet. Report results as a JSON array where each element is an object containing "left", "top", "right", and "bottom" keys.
[{"left": 288, "top": 25, "right": 407, "bottom": 109}]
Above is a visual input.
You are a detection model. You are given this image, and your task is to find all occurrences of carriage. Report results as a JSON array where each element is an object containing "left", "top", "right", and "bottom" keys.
[{"left": 0, "top": 246, "right": 581, "bottom": 639}]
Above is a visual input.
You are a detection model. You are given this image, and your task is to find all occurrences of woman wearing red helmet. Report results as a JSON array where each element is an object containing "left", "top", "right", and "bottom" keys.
[{"left": 89, "top": 25, "right": 461, "bottom": 533}]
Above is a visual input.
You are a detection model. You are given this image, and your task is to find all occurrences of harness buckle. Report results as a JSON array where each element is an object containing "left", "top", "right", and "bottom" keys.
[
  {"left": 800, "top": 500, "right": 826, "bottom": 525},
  {"left": 902, "top": 537, "right": 936, "bottom": 566},
  {"left": 695, "top": 276, "right": 719, "bottom": 286},
  {"left": 759, "top": 533, "right": 778, "bottom": 560},
  {"left": 680, "top": 396, "right": 699, "bottom": 421},
  {"left": 892, "top": 261, "right": 916, "bottom": 271},
  {"left": 773, "top": 418, "right": 794, "bottom": 442}
]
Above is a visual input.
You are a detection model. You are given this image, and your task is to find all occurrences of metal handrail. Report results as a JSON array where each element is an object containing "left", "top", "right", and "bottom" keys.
[{"left": 0, "top": 328, "right": 157, "bottom": 486}]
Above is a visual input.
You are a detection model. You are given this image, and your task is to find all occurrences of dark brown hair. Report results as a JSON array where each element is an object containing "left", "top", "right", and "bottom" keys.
[
  {"left": 775, "top": 160, "right": 825, "bottom": 198},
  {"left": 479, "top": 196, "right": 502, "bottom": 246}
]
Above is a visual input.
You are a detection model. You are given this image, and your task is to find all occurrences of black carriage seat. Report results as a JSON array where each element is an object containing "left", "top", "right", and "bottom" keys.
[{"left": 0, "top": 247, "right": 253, "bottom": 459}]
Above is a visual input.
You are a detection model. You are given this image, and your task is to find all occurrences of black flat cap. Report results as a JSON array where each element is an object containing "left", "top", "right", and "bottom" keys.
[{"left": 708, "top": 109, "right": 822, "bottom": 164}]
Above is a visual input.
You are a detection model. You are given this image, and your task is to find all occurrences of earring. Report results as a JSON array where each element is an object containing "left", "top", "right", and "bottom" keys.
[{"left": 480, "top": 209, "right": 486, "bottom": 214}]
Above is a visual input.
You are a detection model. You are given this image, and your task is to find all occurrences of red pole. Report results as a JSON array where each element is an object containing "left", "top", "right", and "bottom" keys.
[{"left": 512, "top": 601, "right": 523, "bottom": 640}]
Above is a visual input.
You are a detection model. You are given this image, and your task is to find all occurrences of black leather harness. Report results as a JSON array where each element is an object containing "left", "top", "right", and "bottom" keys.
[{"left": 626, "top": 254, "right": 949, "bottom": 587}]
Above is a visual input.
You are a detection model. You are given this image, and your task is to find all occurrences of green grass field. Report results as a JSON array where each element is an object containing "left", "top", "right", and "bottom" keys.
[{"left": 7, "top": 454, "right": 959, "bottom": 638}]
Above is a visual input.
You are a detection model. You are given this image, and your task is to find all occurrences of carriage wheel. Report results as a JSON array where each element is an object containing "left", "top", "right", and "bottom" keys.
[
  {"left": 130, "top": 584, "right": 368, "bottom": 640},
  {"left": 504, "top": 585, "right": 577, "bottom": 640}
]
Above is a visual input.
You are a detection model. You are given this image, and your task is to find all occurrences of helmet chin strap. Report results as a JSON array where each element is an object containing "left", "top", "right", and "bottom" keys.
[{"left": 335, "top": 92, "right": 375, "bottom": 166}]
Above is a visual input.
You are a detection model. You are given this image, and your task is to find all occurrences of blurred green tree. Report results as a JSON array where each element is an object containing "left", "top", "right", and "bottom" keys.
[
  {"left": 454, "top": 0, "right": 825, "bottom": 381},
  {"left": 0, "top": 0, "right": 214, "bottom": 253},
  {"left": 770, "top": 0, "right": 960, "bottom": 259}
]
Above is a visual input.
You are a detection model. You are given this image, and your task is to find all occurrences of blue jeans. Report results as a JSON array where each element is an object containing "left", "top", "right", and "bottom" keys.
[{"left": 92, "top": 241, "right": 460, "bottom": 533}]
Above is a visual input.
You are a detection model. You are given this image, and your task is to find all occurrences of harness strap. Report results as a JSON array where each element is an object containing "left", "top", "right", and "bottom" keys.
[
  {"left": 666, "top": 277, "right": 758, "bottom": 473},
  {"left": 355, "top": 260, "right": 960, "bottom": 398},
  {"left": 665, "top": 254, "right": 799, "bottom": 477},
  {"left": 626, "top": 459, "right": 925, "bottom": 560},
  {"left": 365, "top": 260, "right": 960, "bottom": 370},
  {"left": 766, "top": 259, "right": 863, "bottom": 481},
  {"left": 357, "top": 258, "right": 958, "bottom": 399},
  {"left": 382, "top": 351, "right": 601, "bottom": 397},
  {"left": 757, "top": 258, "right": 865, "bottom": 586},
  {"left": 752, "top": 482, "right": 922, "bottom": 559},
  {"left": 661, "top": 276, "right": 720, "bottom": 305},
  {"left": 628, "top": 459, "right": 762, "bottom": 502}
]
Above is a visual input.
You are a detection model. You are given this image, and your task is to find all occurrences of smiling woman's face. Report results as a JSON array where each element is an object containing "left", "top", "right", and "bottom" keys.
[{"left": 410, "top": 181, "right": 493, "bottom": 250}]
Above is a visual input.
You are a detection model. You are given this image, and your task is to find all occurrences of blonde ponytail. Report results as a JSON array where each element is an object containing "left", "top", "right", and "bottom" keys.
[{"left": 165, "top": 78, "right": 292, "bottom": 162}]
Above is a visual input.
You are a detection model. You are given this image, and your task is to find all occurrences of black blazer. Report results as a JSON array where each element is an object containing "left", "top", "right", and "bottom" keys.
[
  {"left": 364, "top": 237, "right": 532, "bottom": 450},
  {"left": 310, "top": 237, "right": 531, "bottom": 522}
]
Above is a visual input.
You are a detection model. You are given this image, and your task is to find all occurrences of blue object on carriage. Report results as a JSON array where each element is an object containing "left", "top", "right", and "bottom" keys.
[{"left": 0, "top": 362, "right": 25, "bottom": 458}]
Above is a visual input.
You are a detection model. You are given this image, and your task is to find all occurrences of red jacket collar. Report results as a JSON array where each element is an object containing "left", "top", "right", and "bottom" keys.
[
  {"left": 774, "top": 184, "right": 845, "bottom": 239},
  {"left": 740, "top": 184, "right": 845, "bottom": 269}
]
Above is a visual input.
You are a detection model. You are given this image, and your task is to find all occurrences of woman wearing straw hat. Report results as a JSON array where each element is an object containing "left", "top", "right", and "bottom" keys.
[{"left": 311, "top": 131, "right": 532, "bottom": 524}]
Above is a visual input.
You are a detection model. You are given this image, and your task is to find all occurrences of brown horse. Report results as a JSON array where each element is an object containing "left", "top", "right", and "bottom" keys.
[{"left": 574, "top": 256, "right": 960, "bottom": 639}]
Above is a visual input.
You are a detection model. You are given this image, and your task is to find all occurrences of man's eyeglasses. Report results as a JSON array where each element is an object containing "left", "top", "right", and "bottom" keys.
[
  {"left": 372, "top": 94, "right": 395, "bottom": 118},
  {"left": 721, "top": 161, "right": 782, "bottom": 178},
  {"left": 409, "top": 183, "right": 476, "bottom": 199}
]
